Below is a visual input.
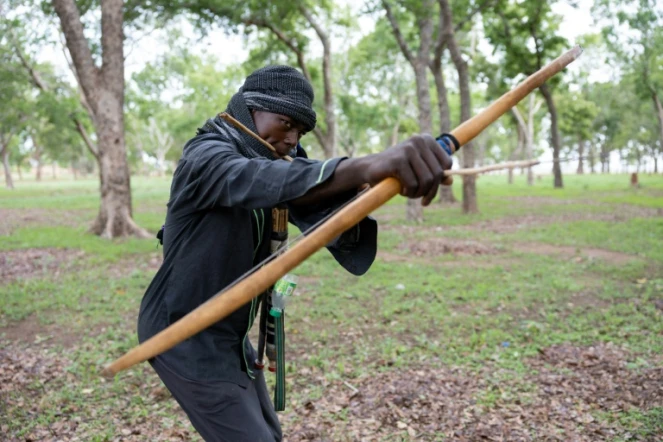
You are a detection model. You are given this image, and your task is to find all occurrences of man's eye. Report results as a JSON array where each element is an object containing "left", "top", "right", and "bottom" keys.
[{"left": 280, "top": 119, "right": 292, "bottom": 129}]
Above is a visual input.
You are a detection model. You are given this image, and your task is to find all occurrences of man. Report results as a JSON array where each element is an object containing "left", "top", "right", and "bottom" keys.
[{"left": 137, "top": 65, "right": 452, "bottom": 441}]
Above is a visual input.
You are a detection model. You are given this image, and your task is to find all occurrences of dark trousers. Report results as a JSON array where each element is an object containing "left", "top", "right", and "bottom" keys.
[{"left": 151, "top": 358, "right": 282, "bottom": 442}]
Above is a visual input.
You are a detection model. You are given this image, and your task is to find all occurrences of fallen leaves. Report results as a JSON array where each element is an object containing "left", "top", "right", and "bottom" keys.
[
  {"left": 0, "top": 342, "right": 197, "bottom": 441},
  {"left": 280, "top": 342, "right": 663, "bottom": 441}
]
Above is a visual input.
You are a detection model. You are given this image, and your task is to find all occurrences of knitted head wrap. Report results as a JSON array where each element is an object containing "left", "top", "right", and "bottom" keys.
[
  {"left": 241, "top": 65, "right": 317, "bottom": 133},
  {"left": 198, "top": 65, "right": 316, "bottom": 160}
]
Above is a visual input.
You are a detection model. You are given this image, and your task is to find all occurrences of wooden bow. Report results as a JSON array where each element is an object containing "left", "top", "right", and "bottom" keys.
[{"left": 102, "top": 46, "right": 583, "bottom": 377}]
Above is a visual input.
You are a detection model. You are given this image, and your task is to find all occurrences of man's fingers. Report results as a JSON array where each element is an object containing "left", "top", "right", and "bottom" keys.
[
  {"left": 418, "top": 141, "right": 445, "bottom": 205},
  {"left": 396, "top": 162, "right": 419, "bottom": 197},
  {"left": 407, "top": 151, "right": 435, "bottom": 198}
]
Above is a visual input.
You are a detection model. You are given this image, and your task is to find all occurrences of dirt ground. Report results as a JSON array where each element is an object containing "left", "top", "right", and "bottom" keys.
[
  {"left": 2, "top": 340, "right": 661, "bottom": 441},
  {"left": 1, "top": 204, "right": 662, "bottom": 441},
  {"left": 1, "top": 248, "right": 86, "bottom": 285},
  {"left": 281, "top": 343, "right": 663, "bottom": 441}
]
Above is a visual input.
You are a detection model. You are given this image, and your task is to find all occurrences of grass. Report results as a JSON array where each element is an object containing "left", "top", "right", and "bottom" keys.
[{"left": 1, "top": 172, "right": 662, "bottom": 440}]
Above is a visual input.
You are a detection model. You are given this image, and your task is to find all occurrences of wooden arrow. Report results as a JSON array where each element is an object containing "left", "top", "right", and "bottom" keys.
[{"left": 102, "top": 45, "right": 583, "bottom": 377}]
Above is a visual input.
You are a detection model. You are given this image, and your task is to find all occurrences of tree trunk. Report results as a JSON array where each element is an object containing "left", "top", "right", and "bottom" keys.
[
  {"left": 2, "top": 144, "right": 14, "bottom": 189},
  {"left": 526, "top": 94, "right": 541, "bottom": 186},
  {"left": 403, "top": 61, "right": 433, "bottom": 222},
  {"left": 508, "top": 167, "right": 514, "bottom": 184},
  {"left": 577, "top": 135, "right": 584, "bottom": 174},
  {"left": 36, "top": 156, "right": 43, "bottom": 181},
  {"left": 539, "top": 84, "right": 563, "bottom": 188},
  {"left": 441, "top": 0, "right": 476, "bottom": 213},
  {"left": 437, "top": 186, "right": 456, "bottom": 204},
  {"left": 383, "top": 0, "right": 435, "bottom": 223},
  {"left": 413, "top": 63, "right": 433, "bottom": 135},
  {"left": 514, "top": 119, "right": 524, "bottom": 159},
  {"left": 52, "top": 163, "right": 57, "bottom": 179},
  {"left": 431, "top": 64, "right": 451, "bottom": 134},
  {"left": 588, "top": 144, "right": 596, "bottom": 174},
  {"left": 654, "top": 156, "right": 658, "bottom": 174},
  {"left": 300, "top": 6, "right": 335, "bottom": 159},
  {"left": 430, "top": 59, "right": 456, "bottom": 204},
  {"left": 52, "top": 0, "right": 149, "bottom": 238},
  {"left": 652, "top": 90, "right": 663, "bottom": 153},
  {"left": 31, "top": 135, "right": 43, "bottom": 181},
  {"left": 16, "top": 164, "right": 22, "bottom": 180},
  {"left": 600, "top": 144, "right": 609, "bottom": 173},
  {"left": 512, "top": 94, "right": 540, "bottom": 186}
]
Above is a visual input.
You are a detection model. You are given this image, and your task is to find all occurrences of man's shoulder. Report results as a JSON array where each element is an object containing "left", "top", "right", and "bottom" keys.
[{"left": 183, "top": 132, "right": 237, "bottom": 159}]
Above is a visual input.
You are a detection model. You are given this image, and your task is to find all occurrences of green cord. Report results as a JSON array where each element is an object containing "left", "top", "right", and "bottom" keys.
[{"left": 274, "top": 313, "right": 286, "bottom": 411}]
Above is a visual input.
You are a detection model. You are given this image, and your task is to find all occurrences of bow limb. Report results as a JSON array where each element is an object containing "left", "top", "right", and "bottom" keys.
[{"left": 101, "top": 45, "right": 582, "bottom": 377}]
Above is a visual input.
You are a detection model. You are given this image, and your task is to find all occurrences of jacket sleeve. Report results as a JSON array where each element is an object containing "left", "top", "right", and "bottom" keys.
[
  {"left": 287, "top": 189, "right": 378, "bottom": 276},
  {"left": 166, "top": 134, "right": 344, "bottom": 218}
]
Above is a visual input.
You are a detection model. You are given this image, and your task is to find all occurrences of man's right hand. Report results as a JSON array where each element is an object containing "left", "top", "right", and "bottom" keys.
[
  {"left": 291, "top": 134, "right": 453, "bottom": 207},
  {"left": 360, "top": 134, "right": 453, "bottom": 206}
]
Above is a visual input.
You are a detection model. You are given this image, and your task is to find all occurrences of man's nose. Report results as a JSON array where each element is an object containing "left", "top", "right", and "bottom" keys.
[{"left": 283, "top": 128, "right": 299, "bottom": 147}]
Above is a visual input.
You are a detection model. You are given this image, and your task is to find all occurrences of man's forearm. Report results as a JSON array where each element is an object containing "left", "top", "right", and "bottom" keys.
[{"left": 289, "top": 157, "right": 371, "bottom": 206}]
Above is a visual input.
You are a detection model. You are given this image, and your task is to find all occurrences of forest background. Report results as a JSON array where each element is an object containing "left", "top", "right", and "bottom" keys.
[{"left": 1, "top": 0, "right": 662, "bottom": 233}]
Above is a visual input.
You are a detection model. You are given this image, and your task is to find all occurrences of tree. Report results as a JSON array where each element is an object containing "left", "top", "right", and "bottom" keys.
[
  {"left": 337, "top": 20, "right": 418, "bottom": 157},
  {"left": 0, "top": 19, "right": 33, "bottom": 189},
  {"left": 49, "top": 0, "right": 149, "bottom": 238},
  {"left": 438, "top": 0, "right": 481, "bottom": 213},
  {"left": 145, "top": 0, "right": 341, "bottom": 159},
  {"left": 511, "top": 94, "right": 543, "bottom": 183},
  {"left": 594, "top": 0, "right": 663, "bottom": 169},
  {"left": 127, "top": 44, "right": 248, "bottom": 174},
  {"left": 558, "top": 91, "right": 598, "bottom": 174},
  {"left": 381, "top": 0, "right": 437, "bottom": 221},
  {"left": 484, "top": 0, "right": 568, "bottom": 187},
  {"left": 432, "top": 0, "right": 495, "bottom": 204}
]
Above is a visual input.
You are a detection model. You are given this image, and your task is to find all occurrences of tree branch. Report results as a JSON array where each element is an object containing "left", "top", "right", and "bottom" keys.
[
  {"left": 51, "top": 0, "right": 100, "bottom": 106},
  {"left": 511, "top": 106, "right": 527, "bottom": 133},
  {"left": 245, "top": 17, "right": 311, "bottom": 82},
  {"left": 74, "top": 119, "right": 99, "bottom": 159},
  {"left": 12, "top": 44, "right": 48, "bottom": 90},
  {"left": 58, "top": 30, "right": 96, "bottom": 123},
  {"left": 11, "top": 34, "right": 99, "bottom": 159},
  {"left": 300, "top": 4, "right": 335, "bottom": 157},
  {"left": 454, "top": 0, "right": 498, "bottom": 32},
  {"left": 382, "top": 0, "right": 415, "bottom": 65}
]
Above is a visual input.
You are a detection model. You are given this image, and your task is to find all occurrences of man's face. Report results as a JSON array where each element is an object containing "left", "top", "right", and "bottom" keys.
[{"left": 252, "top": 111, "right": 308, "bottom": 157}]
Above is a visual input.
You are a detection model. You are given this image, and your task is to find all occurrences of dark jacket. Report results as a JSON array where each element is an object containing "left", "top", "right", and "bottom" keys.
[{"left": 137, "top": 132, "right": 377, "bottom": 386}]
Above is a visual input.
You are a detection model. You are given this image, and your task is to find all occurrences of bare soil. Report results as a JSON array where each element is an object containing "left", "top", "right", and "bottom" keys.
[
  {"left": 0, "top": 343, "right": 195, "bottom": 441},
  {"left": 0, "top": 208, "right": 90, "bottom": 236},
  {"left": 398, "top": 237, "right": 499, "bottom": 257},
  {"left": 513, "top": 242, "right": 637, "bottom": 265},
  {"left": 280, "top": 343, "right": 662, "bottom": 441},
  {"left": 2, "top": 339, "right": 660, "bottom": 441},
  {"left": 0, "top": 248, "right": 86, "bottom": 285},
  {"left": 0, "top": 314, "right": 81, "bottom": 349}
]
